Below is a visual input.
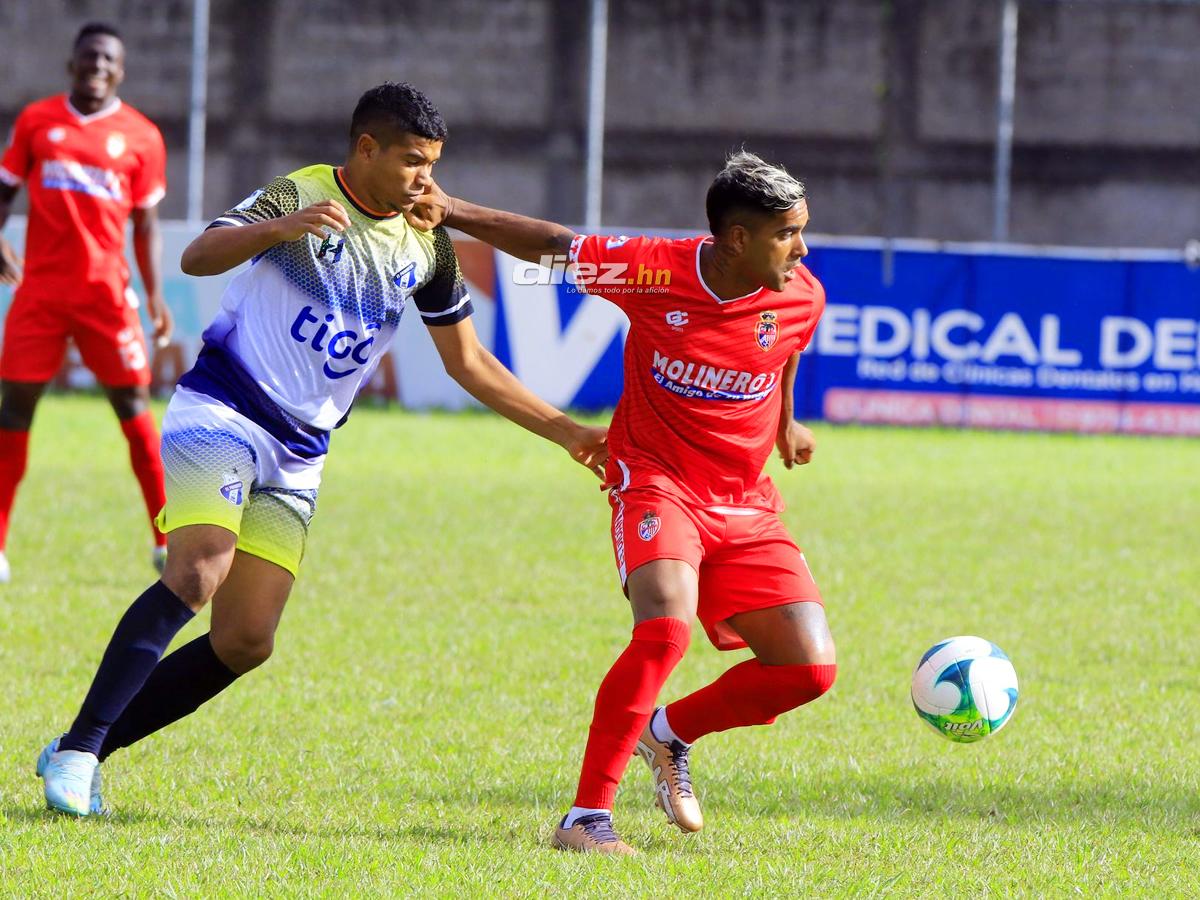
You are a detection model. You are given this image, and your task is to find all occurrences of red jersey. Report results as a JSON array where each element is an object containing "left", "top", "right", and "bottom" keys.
[
  {"left": 0, "top": 95, "right": 166, "bottom": 296},
  {"left": 571, "top": 234, "right": 825, "bottom": 512}
]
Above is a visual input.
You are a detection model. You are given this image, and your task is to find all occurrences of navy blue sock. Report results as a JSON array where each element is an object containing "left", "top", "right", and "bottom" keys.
[
  {"left": 99, "top": 633, "right": 239, "bottom": 762},
  {"left": 60, "top": 581, "right": 195, "bottom": 756}
]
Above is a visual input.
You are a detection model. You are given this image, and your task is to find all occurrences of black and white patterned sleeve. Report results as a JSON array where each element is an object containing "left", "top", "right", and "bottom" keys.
[
  {"left": 412, "top": 226, "right": 474, "bottom": 326},
  {"left": 206, "top": 176, "right": 300, "bottom": 230}
]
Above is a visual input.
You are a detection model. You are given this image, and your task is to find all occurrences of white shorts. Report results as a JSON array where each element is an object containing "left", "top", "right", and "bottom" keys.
[{"left": 155, "top": 387, "right": 324, "bottom": 576}]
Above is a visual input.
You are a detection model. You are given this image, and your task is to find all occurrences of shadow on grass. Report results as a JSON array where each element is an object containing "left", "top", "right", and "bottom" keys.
[
  {"left": 384, "top": 770, "right": 1200, "bottom": 831},
  {"left": 0, "top": 801, "right": 523, "bottom": 847},
  {"left": 7, "top": 771, "right": 1196, "bottom": 844}
]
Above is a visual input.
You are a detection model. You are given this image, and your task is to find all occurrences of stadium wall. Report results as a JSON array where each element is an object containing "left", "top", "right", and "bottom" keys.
[
  {"left": 2, "top": 218, "right": 1197, "bottom": 436},
  {"left": 2, "top": 0, "right": 1200, "bottom": 248}
]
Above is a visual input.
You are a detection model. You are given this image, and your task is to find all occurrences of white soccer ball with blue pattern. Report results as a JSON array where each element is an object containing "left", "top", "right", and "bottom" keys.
[{"left": 911, "top": 636, "right": 1018, "bottom": 743}]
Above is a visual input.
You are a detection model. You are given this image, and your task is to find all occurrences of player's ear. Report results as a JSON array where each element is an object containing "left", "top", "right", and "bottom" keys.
[
  {"left": 727, "top": 223, "right": 750, "bottom": 255},
  {"left": 354, "top": 133, "right": 380, "bottom": 161}
]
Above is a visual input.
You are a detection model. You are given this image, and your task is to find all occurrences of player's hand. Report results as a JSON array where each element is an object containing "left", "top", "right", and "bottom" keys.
[
  {"left": 0, "top": 237, "right": 23, "bottom": 286},
  {"left": 273, "top": 200, "right": 352, "bottom": 242},
  {"left": 563, "top": 423, "right": 609, "bottom": 481},
  {"left": 148, "top": 291, "right": 174, "bottom": 349},
  {"left": 776, "top": 420, "right": 815, "bottom": 469},
  {"left": 405, "top": 179, "right": 452, "bottom": 232}
]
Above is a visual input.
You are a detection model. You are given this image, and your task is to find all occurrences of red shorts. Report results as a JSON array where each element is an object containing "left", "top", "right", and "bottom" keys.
[
  {"left": 1, "top": 282, "right": 150, "bottom": 387},
  {"left": 609, "top": 485, "right": 822, "bottom": 651}
]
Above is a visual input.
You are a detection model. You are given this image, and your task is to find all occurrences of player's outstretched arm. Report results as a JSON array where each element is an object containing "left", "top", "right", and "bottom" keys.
[
  {"left": 427, "top": 316, "right": 608, "bottom": 479},
  {"left": 180, "top": 200, "right": 352, "bottom": 276},
  {"left": 0, "top": 182, "right": 23, "bottom": 286},
  {"left": 407, "top": 180, "right": 574, "bottom": 264}
]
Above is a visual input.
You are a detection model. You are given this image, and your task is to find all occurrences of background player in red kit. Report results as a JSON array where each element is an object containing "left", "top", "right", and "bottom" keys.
[
  {"left": 0, "top": 22, "right": 172, "bottom": 581},
  {"left": 412, "top": 151, "right": 836, "bottom": 854}
]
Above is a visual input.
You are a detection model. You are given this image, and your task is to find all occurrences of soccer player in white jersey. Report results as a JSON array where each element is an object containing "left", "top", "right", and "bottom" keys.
[{"left": 36, "top": 82, "right": 608, "bottom": 816}]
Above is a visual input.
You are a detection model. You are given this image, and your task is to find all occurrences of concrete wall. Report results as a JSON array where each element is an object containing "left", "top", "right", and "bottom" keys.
[{"left": 2, "top": 0, "right": 1199, "bottom": 248}]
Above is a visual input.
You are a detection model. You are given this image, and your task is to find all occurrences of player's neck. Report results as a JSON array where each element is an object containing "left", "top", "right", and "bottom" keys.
[
  {"left": 339, "top": 163, "right": 391, "bottom": 217},
  {"left": 698, "top": 242, "right": 762, "bottom": 302},
  {"left": 68, "top": 92, "right": 119, "bottom": 117}
]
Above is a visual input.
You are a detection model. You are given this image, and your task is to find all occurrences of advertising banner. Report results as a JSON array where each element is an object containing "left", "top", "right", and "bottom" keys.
[
  {"left": 490, "top": 236, "right": 1200, "bottom": 436},
  {"left": 4, "top": 217, "right": 1197, "bottom": 435}
]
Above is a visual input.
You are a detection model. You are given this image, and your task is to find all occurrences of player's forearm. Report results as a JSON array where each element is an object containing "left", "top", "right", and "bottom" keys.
[
  {"left": 133, "top": 218, "right": 163, "bottom": 299},
  {"left": 0, "top": 185, "right": 17, "bottom": 232},
  {"left": 180, "top": 221, "right": 291, "bottom": 276},
  {"left": 778, "top": 351, "right": 800, "bottom": 427},
  {"left": 450, "top": 348, "right": 581, "bottom": 449},
  {"left": 445, "top": 198, "right": 575, "bottom": 265}
]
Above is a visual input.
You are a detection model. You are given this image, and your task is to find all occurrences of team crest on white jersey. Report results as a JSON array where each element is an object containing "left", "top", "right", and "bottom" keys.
[
  {"left": 638, "top": 510, "right": 661, "bottom": 541},
  {"left": 756, "top": 311, "right": 779, "bottom": 351},
  {"left": 106, "top": 133, "right": 126, "bottom": 159}
]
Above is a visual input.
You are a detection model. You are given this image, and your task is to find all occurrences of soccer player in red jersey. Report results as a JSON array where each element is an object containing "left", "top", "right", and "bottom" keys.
[
  {"left": 0, "top": 22, "right": 173, "bottom": 581},
  {"left": 411, "top": 151, "right": 835, "bottom": 854}
]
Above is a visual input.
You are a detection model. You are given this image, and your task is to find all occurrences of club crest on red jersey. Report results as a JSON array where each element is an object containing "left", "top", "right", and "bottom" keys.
[
  {"left": 638, "top": 510, "right": 661, "bottom": 541},
  {"left": 756, "top": 311, "right": 779, "bottom": 351}
]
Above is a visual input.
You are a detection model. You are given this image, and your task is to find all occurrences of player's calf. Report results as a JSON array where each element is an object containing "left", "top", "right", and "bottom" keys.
[{"left": 666, "top": 660, "right": 837, "bottom": 744}]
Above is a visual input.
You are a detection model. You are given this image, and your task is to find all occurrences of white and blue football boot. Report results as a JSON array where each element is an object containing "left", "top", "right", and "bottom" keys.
[{"left": 37, "top": 737, "right": 105, "bottom": 816}]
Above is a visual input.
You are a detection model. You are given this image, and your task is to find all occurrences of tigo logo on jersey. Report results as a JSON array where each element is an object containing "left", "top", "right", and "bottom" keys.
[
  {"left": 220, "top": 480, "right": 244, "bottom": 505},
  {"left": 638, "top": 511, "right": 661, "bottom": 541},
  {"left": 290, "top": 305, "right": 381, "bottom": 379},
  {"left": 756, "top": 311, "right": 779, "bottom": 351}
]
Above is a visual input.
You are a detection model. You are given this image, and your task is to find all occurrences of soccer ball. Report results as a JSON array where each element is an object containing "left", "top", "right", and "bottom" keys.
[{"left": 911, "top": 635, "right": 1019, "bottom": 743}]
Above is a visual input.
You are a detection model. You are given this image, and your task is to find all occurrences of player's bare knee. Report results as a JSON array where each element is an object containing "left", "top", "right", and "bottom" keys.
[
  {"left": 211, "top": 629, "right": 274, "bottom": 674},
  {"left": 161, "top": 555, "right": 229, "bottom": 611},
  {"left": 627, "top": 561, "right": 697, "bottom": 623},
  {"left": 105, "top": 385, "right": 148, "bottom": 420},
  {"left": 0, "top": 383, "right": 43, "bottom": 430}
]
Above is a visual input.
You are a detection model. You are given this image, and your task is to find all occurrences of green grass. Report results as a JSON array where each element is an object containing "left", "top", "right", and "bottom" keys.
[{"left": 1, "top": 394, "right": 1197, "bottom": 897}]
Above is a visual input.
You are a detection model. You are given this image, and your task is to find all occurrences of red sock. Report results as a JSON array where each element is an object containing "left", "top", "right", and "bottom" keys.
[
  {"left": 572, "top": 616, "right": 691, "bottom": 810},
  {"left": 0, "top": 429, "right": 30, "bottom": 551},
  {"left": 666, "top": 661, "right": 837, "bottom": 744},
  {"left": 119, "top": 411, "right": 168, "bottom": 546}
]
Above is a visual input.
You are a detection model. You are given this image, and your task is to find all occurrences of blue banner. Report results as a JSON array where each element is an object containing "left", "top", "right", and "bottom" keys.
[{"left": 495, "top": 241, "right": 1200, "bottom": 435}]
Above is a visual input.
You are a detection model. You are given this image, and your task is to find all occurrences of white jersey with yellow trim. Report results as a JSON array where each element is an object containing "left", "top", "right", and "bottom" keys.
[{"left": 181, "top": 164, "right": 470, "bottom": 453}]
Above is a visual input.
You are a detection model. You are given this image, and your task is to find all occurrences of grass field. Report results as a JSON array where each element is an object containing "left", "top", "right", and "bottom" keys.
[{"left": 1, "top": 394, "right": 1197, "bottom": 897}]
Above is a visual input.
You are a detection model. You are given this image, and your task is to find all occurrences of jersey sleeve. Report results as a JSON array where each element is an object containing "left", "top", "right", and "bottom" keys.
[
  {"left": 207, "top": 176, "right": 301, "bottom": 230},
  {"left": 131, "top": 124, "right": 167, "bottom": 209},
  {"left": 797, "top": 279, "right": 826, "bottom": 352},
  {"left": 568, "top": 233, "right": 658, "bottom": 311},
  {"left": 413, "top": 226, "right": 473, "bottom": 326},
  {"left": 0, "top": 108, "right": 35, "bottom": 188}
]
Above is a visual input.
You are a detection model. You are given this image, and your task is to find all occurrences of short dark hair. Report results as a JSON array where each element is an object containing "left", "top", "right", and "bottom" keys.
[
  {"left": 350, "top": 82, "right": 447, "bottom": 148},
  {"left": 706, "top": 151, "right": 806, "bottom": 235},
  {"left": 74, "top": 21, "right": 122, "bottom": 50}
]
